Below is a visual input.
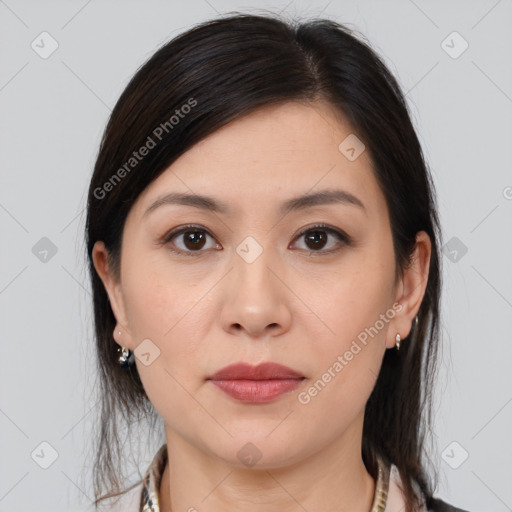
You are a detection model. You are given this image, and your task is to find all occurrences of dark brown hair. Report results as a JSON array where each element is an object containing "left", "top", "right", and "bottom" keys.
[{"left": 85, "top": 12, "right": 442, "bottom": 512}]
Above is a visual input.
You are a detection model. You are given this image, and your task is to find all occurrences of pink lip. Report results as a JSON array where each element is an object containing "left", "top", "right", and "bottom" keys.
[{"left": 208, "top": 362, "right": 305, "bottom": 404}]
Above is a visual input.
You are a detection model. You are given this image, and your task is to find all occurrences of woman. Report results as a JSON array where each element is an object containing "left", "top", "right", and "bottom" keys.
[{"left": 85, "top": 12, "right": 469, "bottom": 512}]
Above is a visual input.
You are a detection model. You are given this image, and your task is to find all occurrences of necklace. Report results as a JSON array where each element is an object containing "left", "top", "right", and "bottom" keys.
[{"left": 370, "top": 454, "right": 390, "bottom": 512}]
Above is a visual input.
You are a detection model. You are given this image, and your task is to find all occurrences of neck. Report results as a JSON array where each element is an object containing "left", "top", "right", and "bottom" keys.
[{"left": 159, "top": 416, "right": 376, "bottom": 512}]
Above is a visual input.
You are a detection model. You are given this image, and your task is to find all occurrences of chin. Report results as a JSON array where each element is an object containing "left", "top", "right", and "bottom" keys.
[{"left": 205, "top": 434, "right": 307, "bottom": 470}]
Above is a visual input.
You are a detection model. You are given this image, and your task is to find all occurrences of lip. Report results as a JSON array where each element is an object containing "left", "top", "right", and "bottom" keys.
[
  {"left": 207, "top": 362, "right": 305, "bottom": 404},
  {"left": 209, "top": 362, "right": 304, "bottom": 381}
]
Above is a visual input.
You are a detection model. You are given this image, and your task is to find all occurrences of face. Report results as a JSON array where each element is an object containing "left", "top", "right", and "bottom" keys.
[{"left": 94, "top": 100, "right": 429, "bottom": 469}]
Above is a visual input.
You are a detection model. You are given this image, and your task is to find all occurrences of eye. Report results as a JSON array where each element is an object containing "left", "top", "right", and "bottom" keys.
[
  {"left": 291, "top": 224, "right": 350, "bottom": 254},
  {"left": 161, "top": 223, "right": 351, "bottom": 257},
  {"left": 162, "top": 225, "right": 220, "bottom": 256}
]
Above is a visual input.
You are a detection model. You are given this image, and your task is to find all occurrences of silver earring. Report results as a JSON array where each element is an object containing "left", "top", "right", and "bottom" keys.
[
  {"left": 395, "top": 333, "right": 401, "bottom": 351},
  {"left": 115, "top": 329, "right": 134, "bottom": 367},
  {"left": 117, "top": 345, "right": 134, "bottom": 366}
]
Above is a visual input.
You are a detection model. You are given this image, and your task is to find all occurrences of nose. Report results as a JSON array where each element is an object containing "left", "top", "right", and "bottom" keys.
[{"left": 219, "top": 246, "right": 292, "bottom": 339}]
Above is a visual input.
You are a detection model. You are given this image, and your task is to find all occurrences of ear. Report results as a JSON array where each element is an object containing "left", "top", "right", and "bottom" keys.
[
  {"left": 92, "top": 241, "right": 135, "bottom": 350},
  {"left": 388, "top": 231, "right": 431, "bottom": 349}
]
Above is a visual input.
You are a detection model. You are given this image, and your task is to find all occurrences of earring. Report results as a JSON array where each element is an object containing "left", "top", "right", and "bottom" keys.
[
  {"left": 117, "top": 345, "right": 134, "bottom": 366},
  {"left": 115, "top": 329, "right": 134, "bottom": 367},
  {"left": 395, "top": 333, "right": 401, "bottom": 351}
]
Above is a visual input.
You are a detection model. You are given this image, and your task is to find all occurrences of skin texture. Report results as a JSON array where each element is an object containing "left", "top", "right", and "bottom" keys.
[{"left": 93, "top": 100, "right": 431, "bottom": 512}]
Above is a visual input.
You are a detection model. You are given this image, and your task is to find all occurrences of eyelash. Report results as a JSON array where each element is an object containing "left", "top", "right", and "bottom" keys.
[{"left": 160, "top": 223, "right": 351, "bottom": 257}]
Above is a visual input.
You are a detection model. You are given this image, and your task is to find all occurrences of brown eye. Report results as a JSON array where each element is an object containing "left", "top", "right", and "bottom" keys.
[
  {"left": 162, "top": 223, "right": 350, "bottom": 257},
  {"left": 292, "top": 225, "right": 350, "bottom": 254},
  {"left": 163, "top": 225, "right": 220, "bottom": 255},
  {"left": 182, "top": 230, "right": 207, "bottom": 251},
  {"left": 304, "top": 229, "right": 329, "bottom": 251}
]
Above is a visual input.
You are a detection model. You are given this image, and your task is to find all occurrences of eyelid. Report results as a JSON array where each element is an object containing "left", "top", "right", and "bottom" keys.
[
  {"left": 160, "top": 224, "right": 219, "bottom": 256},
  {"left": 290, "top": 223, "right": 351, "bottom": 254},
  {"left": 291, "top": 223, "right": 350, "bottom": 243}
]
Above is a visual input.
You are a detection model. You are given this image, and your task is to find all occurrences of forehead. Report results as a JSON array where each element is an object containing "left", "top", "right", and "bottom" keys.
[{"left": 133, "top": 100, "right": 385, "bottom": 220}]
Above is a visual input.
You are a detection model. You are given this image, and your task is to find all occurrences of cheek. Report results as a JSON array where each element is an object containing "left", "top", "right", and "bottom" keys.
[
  {"left": 123, "top": 271, "right": 211, "bottom": 426},
  {"left": 124, "top": 276, "right": 211, "bottom": 366},
  {"left": 123, "top": 275, "right": 171, "bottom": 340},
  {"left": 296, "top": 277, "right": 391, "bottom": 428},
  {"left": 302, "top": 258, "right": 394, "bottom": 351},
  {"left": 121, "top": 240, "right": 201, "bottom": 340},
  {"left": 121, "top": 249, "right": 215, "bottom": 388},
  {"left": 296, "top": 256, "right": 394, "bottom": 406}
]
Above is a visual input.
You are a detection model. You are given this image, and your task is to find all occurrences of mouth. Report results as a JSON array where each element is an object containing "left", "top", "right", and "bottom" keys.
[{"left": 207, "top": 362, "right": 305, "bottom": 404}]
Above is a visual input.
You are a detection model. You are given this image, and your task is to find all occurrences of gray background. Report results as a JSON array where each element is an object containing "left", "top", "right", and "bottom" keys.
[{"left": 1, "top": 0, "right": 511, "bottom": 511}]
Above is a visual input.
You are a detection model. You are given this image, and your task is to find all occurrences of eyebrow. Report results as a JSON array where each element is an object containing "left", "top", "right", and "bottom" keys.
[{"left": 143, "top": 189, "right": 366, "bottom": 218}]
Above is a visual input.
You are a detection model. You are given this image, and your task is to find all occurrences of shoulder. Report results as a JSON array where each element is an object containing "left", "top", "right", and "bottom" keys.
[
  {"left": 386, "top": 464, "right": 470, "bottom": 512},
  {"left": 425, "top": 496, "right": 471, "bottom": 512}
]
